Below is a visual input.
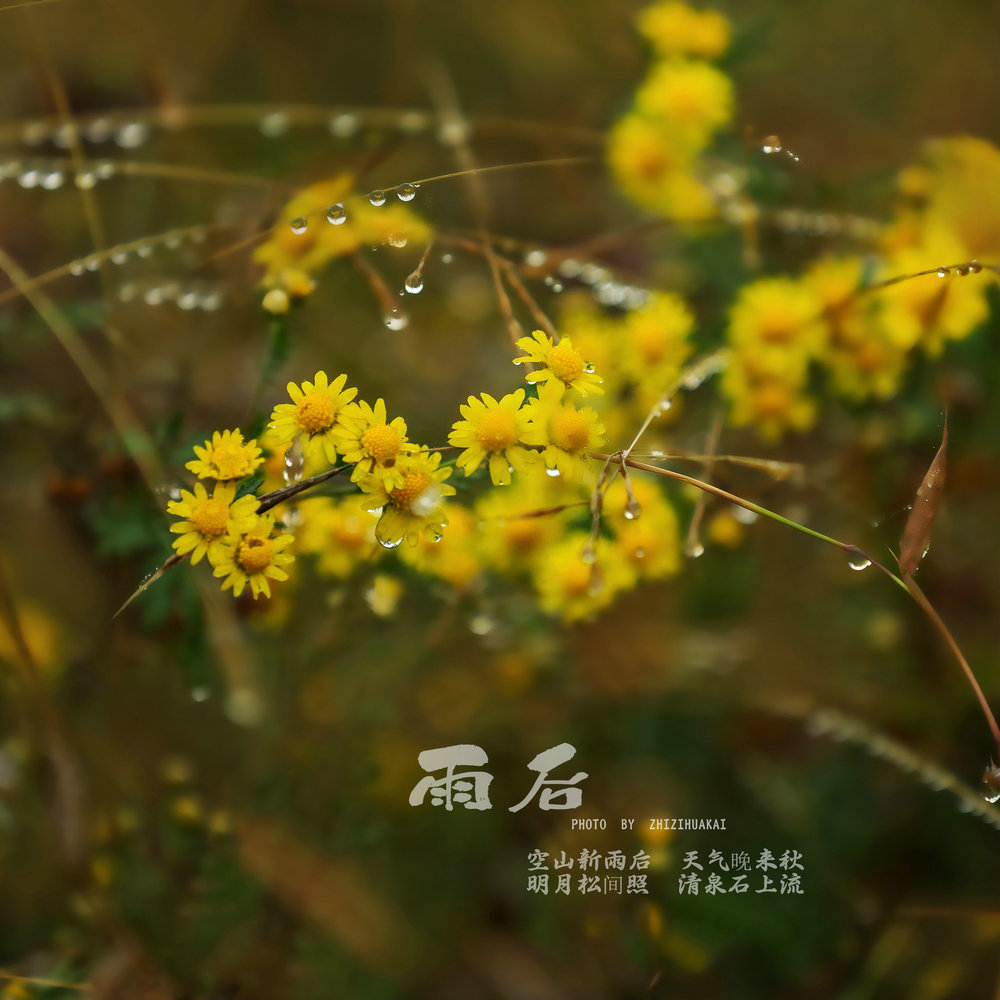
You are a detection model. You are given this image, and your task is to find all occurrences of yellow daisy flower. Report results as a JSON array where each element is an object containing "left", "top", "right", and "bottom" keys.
[
  {"left": 185, "top": 429, "right": 264, "bottom": 481},
  {"left": 398, "top": 504, "right": 481, "bottom": 589},
  {"left": 448, "top": 388, "right": 539, "bottom": 486},
  {"left": 297, "top": 496, "right": 379, "bottom": 578},
  {"left": 359, "top": 450, "right": 457, "bottom": 547},
  {"left": 636, "top": 1, "right": 732, "bottom": 60},
  {"left": 211, "top": 513, "right": 295, "bottom": 600},
  {"left": 635, "top": 60, "right": 733, "bottom": 147},
  {"left": 335, "top": 398, "right": 414, "bottom": 490},
  {"left": 522, "top": 380, "right": 606, "bottom": 480},
  {"left": 532, "top": 534, "right": 636, "bottom": 623},
  {"left": 167, "top": 481, "right": 259, "bottom": 565},
  {"left": 268, "top": 371, "right": 357, "bottom": 465},
  {"left": 512, "top": 330, "right": 605, "bottom": 397}
]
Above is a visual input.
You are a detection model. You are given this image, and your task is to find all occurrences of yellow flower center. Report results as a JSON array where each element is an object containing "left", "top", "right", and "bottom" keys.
[
  {"left": 506, "top": 520, "right": 543, "bottom": 549},
  {"left": 550, "top": 407, "right": 592, "bottom": 453},
  {"left": 476, "top": 409, "right": 519, "bottom": 452},
  {"left": 361, "top": 423, "right": 402, "bottom": 464},
  {"left": 561, "top": 561, "right": 592, "bottom": 596},
  {"left": 391, "top": 471, "right": 432, "bottom": 510},
  {"left": 237, "top": 535, "right": 274, "bottom": 574},
  {"left": 758, "top": 307, "right": 799, "bottom": 343},
  {"left": 190, "top": 498, "right": 230, "bottom": 537},
  {"left": 296, "top": 392, "right": 337, "bottom": 433},
  {"left": 755, "top": 383, "right": 793, "bottom": 418},
  {"left": 212, "top": 441, "right": 250, "bottom": 479},
  {"left": 547, "top": 341, "right": 585, "bottom": 383}
]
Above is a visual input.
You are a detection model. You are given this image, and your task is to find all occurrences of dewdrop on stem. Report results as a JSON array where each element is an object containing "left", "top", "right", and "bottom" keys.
[
  {"left": 404, "top": 271, "right": 424, "bottom": 294},
  {"left": 396, "top": 182, "right": 418, "bottom": 202},
  {"left": 326, "top": 203, "right": 347, "bottom": 225},
  {"left": 290, "top": 217, "right": 308, "bottom": 235},
  {"left": 384, "top": 306, "right": 409, "bottom": 330}
]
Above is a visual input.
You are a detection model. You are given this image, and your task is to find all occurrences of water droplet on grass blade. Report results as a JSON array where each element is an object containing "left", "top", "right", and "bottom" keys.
[
  {"left": 396, "top": 182, "right": 418, "bottom": 202},
  {"left": 368, "top": 189, "right": 387, "bottom": 206},
  {"left": 290, "top": 217, "right": 308, "bottom": 234},
  {"left": 384, "top": 307, "right": 409, "bottom": 330},
  {"left": 847, "top": 554, "right": 871, "bottom": 571},
  {"left": 404, "top": 272, "right": 424, "bottom": 294},
  {"left": 326, "top": 203, "right": 347, "bottom": 225}
]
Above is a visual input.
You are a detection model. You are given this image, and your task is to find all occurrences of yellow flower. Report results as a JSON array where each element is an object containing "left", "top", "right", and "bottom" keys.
[
  {"left": 398, "top": 504, "right": 481, "bottom": 589},
  {"left": 607, "top": 112, "right": 716, "bottom": 221},
  {"left": 512, "top": 329, "right": 604, "bottom": 397},
  {"left": 336, "top": 398, "right": 414, "bottom": 490},
  {"left": 635, "top": 60, "right": 733, "bottom": 146},
  {"left": 605, "top": 479, "right": 682, "bottom": 580},
  {"left": 297, "top": 496, "right": 379, "bottom": 578},
  {"left": 522, "top": 381, "right": 606, "bottom": 480},
  {"left": 475, "top": 471, "right": 570, "bottom": 572},
  {"left": 359, "top": 450, "right": 456, "bottom": 547},
  {"left": 448, "top": 389, "right": 539, "bottom": 486},
  {"left": 726, "top": 277, "right": 826, "bottom": 374},
  {"left": 532, "top": 534, "right": 635, "bottom": 623},
  {"left": 168, "top": 481, "right": 259, "bottom": 564},
  {"left": 186, "top": 429, "right": 264, "bottom": 481},
  {"left": 636, "top": 1, "right": 732, "bottom": 60},
  {"left": 721, "top": 361, "right": 816, "bottom": 440},
  {"left": 268, "top": 371, "right": 357, "bottom": 465},
  {"left": 211, "top": 513, "right": 295, "bottom": 599},
  {"left": 622, "top": 292, "right": 695, "bottom": 387},
  {"left": 254, "top": 174, "right": 432, "bottom": 289}
]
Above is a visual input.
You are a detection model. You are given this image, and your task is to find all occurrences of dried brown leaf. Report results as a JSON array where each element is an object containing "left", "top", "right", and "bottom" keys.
[{"left": 898, "top": 414, "right": 948, "bottom": 577}]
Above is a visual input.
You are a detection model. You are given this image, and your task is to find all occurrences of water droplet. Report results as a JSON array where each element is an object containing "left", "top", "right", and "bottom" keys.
[
  {"left": 430, "top": 529, "right": 443, "bottom": 543},
  {"left": 580, "top": 542, "right": 597, "bottom": 564},
  {"left": 22, "top": 122, "right": 48, "bottom": 146},
  {"left": 69, "top": 261, "right": 86, "bottom": 277},
  {"left": 75, "top": 171, "right": 97, "bottom": 189},
  {"left": 936, "top": 266, "right": 950, "bottom": 278},
  {"left": 440, "top": 252, "right": 454, "bottom": 264},
  {"left": 258, "top": 111, "right": 290, "bottom": 137},
  {"left": 329, "top": 112, "right": 360, "bottom": 138},
  {"left": 762, "top": 134, "right": 782, "bottom": 154},
  {"left": 84, "top": 256, "right": 100, "bottom": 272},
  {"left": 387, "top": 232, "right": 408, "bottom": 248},
  {"left": 191, "top": 686, "right": 211, "bottom": 703},
  {"left": 177, "top": 291, "right": 199, "bottom": 310},
  {"left": 115, "top": 121, "right": 149, "bottom": 149},
  {"left": 584, "top": 363, "right": 596, "bottom": 374},
  {"left": 624, "top": 498, "right": 641, "bottom": 521},
  {"left": 524, "top": 249, "right": 547, "bottom": 268},
  {"left": 685, "top": 540, "right": 705, "bottom": 558},
  {"left": 95, "top": 161, "right": 116, "bottom": 180},
  {"left": 290, "top": 217, "right": 308, "bottom": 235},
  {"left": 847, "top": 554, "right": 871, "bottom": 572},
  {"left": 469, "top": 614, "right": 494, "bottom": 636},
  {"left": 404, "top": 272, "right": 424, "bottom": 294},
  {"left": 558, "top": 258, "right": 581, "bottom": 278},
  {"left": 384, "top": 307, "right": 409, "bottom": 331},
  {"left": 955, "top": 263, "right": 971, "bottom": 276},
  {"left": 85, "top": 118, "right": 112, "bottom": 143},
  {"left": 970, "top": 259, "right": 983, "bottom": 274},
  {"left": 378, "top": 534, "right": 403, "bottom": 550},
  {"left": 368, "top": 189, "right": 387, "bottom": 207},
  {"left": 18, "top": 169, "right": 39, "bottom": 189},
  {"left": 144, "top": 286, "right": 165, "bottom": 306},
  {"left": 437, "top": 119, "right": 469, "bottom": 147},
  {"left": 110, "top": 250, "right": 129, "bottom": 265},
  {"left": 326, "top": 203, "right": 347, "bottom": 225},
  {"left": 53, "top": 125, "right": 75, "bottom": 149},
  {"left": 587, "top": 569, "right": 605, "bottom": 597},
  {"left": 135, "top": 243, "right": 154, "bottom": 259},
  {"left": 396, "top": 182, "right": 418, "bottom": 202},
  {"left": 40, "top": 170, "right": 64, "bottom": 190},
  {"left": 634, "top": 548, "right": 646, "bottom": 559},
  {"left": 199, "top": 291, "right": 223, "bottom": 311},
  {"left": 545, "top": 467, "right": 561, "bottom": 478}
]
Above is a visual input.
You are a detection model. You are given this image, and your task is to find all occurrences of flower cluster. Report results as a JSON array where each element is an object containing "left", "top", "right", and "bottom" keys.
[{"left": 607, "top": 0, "right": 733, "bottom": 221}]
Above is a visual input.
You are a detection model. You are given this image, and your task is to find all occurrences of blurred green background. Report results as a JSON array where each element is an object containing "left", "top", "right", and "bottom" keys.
[{"left": 2, "top": 1, "right": 1000, "bottom": 997}]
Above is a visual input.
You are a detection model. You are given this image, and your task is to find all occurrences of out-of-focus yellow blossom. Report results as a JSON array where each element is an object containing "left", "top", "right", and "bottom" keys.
[
  {"left": 605, "top": 478, "right": 683, "bottom": 579},
  {"left": 900, "top": 136, "right": 1000, "bottom": 260},
  {"left": 168, "top": 482, "right": 259, "bottom": 564},
  {"left": 635, "top": 60, "right": 733, "bottom": 146},
  {"left": 475, "top": 472, "right": 571, "bottom": 572},
  {"left": 636, "top": 0, "right": 731, "bottom": 60},
  {"left": 522, "top": 381, "right": 606, "bottom": 480},
  {"left": 805, "top": 256, "right": 912, "bottom": 400},
  {"left": 254, "top": 174, "right": 432, "bottom": 296},
  {"left": 721, "top": 361, "right": 817, "bottom": 440},
  {"left": 448, "top": 389, "right": 539, "bottom": 486},
  {"left": 726, "top": 277, "right": 826, "bottom": 369},
  {"left": 186, "top": 429, "right": 263, "bottom": 481},
  {"left": 211, "top": 513, "right": 295, "bottom": 600},
  {"left": 532, "top": 534, "right": 636, "bottom": 623},
  {"left": 297, "top": 497, "right": 379, "bottom": 578},
  {"left": 878, "top": 226, "right": 991, "bottom": 357},
  {"left": 512, "top": 329, "right": 604, "bottom": 397},
  {"left": 607, "top": 113, "right": 717, "bottom": 221},
  {"left": 269, "top": 371, "right": 357, "bottom": 465},
  {"left": 706, "top": 508, "right": 745, "bottom": 548},
  {"left": 622, "top": 291, "right": 695, "bottom": 388},
  {"left": 359, "top": 450, "right": 456, "bottom": 547},
  {"left": 365, "top": 574, "right": 403, "bottom": 617},
  {"left": 336, "top": 398, "right": 414, "bottom": 490},
  {"left": 0, "top": 603, "right": 61, "bottom": 677},
  {"left": 398, "top": 504, "right": 481, "bottom": 589}
]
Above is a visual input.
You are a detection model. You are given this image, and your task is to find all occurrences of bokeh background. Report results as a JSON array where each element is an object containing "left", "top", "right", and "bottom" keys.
[{"left": 2, "top": 1, "right": 1000, "bottom": 997}]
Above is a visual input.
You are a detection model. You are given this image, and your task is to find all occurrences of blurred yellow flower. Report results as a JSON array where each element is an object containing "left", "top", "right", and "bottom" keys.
[
  {"left": 186, "top": 429, "right": 263, "bottom": 481},
  {"left": 636, "top": 0, "right": 731, "bottom": 60}
]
